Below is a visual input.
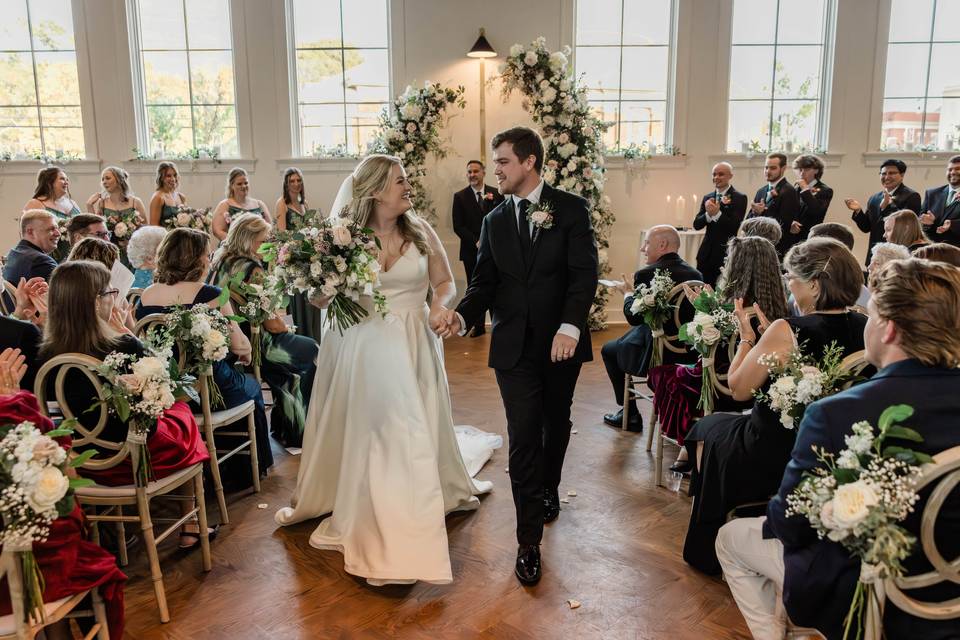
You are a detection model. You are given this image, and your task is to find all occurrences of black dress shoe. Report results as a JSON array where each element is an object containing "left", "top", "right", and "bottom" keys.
[
  {"left": 543, "top": 489, "right": 560, "bottom": 524},
  {"left": 469, "top": 325, "right": 486, "bottom": 337},
  {"left": 515, "top": 544, "right": 541, "bottom": 585},
  {"left": 669, "top": 458, "right": 694, "bottom": 474},
  {"left": 602, "top": 409, "right": 642, "bottom": 432}
]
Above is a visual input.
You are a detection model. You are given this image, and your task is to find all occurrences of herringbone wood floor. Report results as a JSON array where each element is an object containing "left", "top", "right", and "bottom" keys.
[{"left": 119, "top": 328, "right": 750, "bottom": 639}]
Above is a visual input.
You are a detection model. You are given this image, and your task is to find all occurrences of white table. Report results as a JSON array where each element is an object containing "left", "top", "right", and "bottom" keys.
[{"left": 636, "top": 228, "right": 705, "bottom": 268}]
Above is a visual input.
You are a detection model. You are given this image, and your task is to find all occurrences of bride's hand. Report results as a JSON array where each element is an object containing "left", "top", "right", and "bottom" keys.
[
  {"left": 308, "top": 293, "right": 333, "bottom": 309},
  {"left": 430, "top": 305, "right": 451, "bottom": 338}
]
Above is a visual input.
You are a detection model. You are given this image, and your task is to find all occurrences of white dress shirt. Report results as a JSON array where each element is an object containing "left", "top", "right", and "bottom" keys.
[{"left": 705, "top": 185, "right": 732, "bottom": 223}]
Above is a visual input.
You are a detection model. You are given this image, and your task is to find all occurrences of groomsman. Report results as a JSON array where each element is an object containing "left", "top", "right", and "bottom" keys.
[
  {"left": 451, "top": 160, "right": 503, "bottom": 336},
  {"left": 692, "top": 162, "right": 747, "bottom": 286},
  {"left": 748, "top": 153, "right": 799, "bottom": 256},
  {"left": 845, "top": 158, "right": 921, "bottom": 265},
  {"left": 785, "top": 154, "right": 833, "bottom": 251},
  {"left": 919, "top": 155, "right": 960, "bottom": 247}
]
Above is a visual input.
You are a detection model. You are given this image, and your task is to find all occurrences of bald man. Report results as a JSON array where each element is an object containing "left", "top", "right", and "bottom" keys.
[
  {"left": 601, "top": 225, "right": 702, "bottom": 431},
  {"left": 692, "top": 162, "right": 747, "bottom": 286}
]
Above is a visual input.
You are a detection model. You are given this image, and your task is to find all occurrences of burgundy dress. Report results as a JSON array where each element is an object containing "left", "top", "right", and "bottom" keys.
[{"left": 0, "top": 391, "right": 127, "bottom": 639}]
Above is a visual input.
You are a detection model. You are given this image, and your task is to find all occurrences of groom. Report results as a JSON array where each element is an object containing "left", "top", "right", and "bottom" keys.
[{"left": 443, "top": 126, "right": 598, "bottom": 585}]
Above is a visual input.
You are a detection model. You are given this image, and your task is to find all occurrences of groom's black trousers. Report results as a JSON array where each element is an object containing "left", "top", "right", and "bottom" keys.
[{"left": 495, "top": 330, "right": 582, "bottom": 546}]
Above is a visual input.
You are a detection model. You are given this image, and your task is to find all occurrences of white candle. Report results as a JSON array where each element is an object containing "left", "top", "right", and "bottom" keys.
[{"left": 676, "top": 195, "right": 686, "bottom": 227}]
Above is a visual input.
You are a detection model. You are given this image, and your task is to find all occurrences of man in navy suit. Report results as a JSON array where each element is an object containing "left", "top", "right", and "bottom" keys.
[
  {"left": 692, "top": 162, "right": 747, "bottom": 286},
  {"left": 748, "top": 153, "right": 800, "bottom": 256},
  {"left": 846, "top": 158, "right": 922, "bottom": 265},
  {"left": 716, "top": 258, "right": 960, "bottom": 640},
  {"left": 2, "top": 210, "right": 61, "bottom": 311},
  {"left": 919, "top": 155, "right": 960, "bottom": 247}
]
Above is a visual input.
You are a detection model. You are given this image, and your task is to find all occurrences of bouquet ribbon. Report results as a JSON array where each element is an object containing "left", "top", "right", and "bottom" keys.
[{"left": 126, "top": 424, "right": 154, "bottom": 487}]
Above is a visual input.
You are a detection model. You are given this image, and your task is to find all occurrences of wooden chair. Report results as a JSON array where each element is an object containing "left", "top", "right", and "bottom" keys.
[
  {"left": 0, "top": 546, "right": 110, "bottom": 640},
  {"left": 864, "top": 445, "right": 960, "bottom": 639},
  {"left": 126, "top": 287, "right": 143, "bottom": 309},
  {"left": 0, "top": 280, "right": 17, "bottom": 316},
  {"left": 34, "top": 354, "right": 212, "bottom": 624},
  {"left": 839, "top": 350, "right": 871, "bottom": 389},
  {"left": 135, "top": 313, "right": 259, "bottom": 525}
]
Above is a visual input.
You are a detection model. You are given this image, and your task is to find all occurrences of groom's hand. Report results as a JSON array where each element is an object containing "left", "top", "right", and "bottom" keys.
[{"left": 551, "top": 333, "right": 578, "bottom": 363}]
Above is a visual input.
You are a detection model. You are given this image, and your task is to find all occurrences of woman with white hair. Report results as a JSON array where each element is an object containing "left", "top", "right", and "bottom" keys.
[
  {"left": 868, "top": 241, "right": 911, "bottom": 280},
  {"left": 127, "top": 226, "right": 167, "bottom": 289}
]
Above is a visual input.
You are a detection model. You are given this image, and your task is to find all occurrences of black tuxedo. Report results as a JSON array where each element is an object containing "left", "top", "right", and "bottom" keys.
[
  {"left": 782, "top": 181, "right": 834, "bottom": 251},
  {"left": 765, "top": 359, "right": 960, "bottom": 640},
  {"left": 601, "top": 254, "right": 702, "bottom": 405},
  {"left": 692, "top": 186, "right": 747, "bottom": 285},
  {"left": 452, "top": 184, "right": 504, "bottom": 280},
  {"left": 457, "top": 181, "right": 598, "bottom": 545},
  {"left": 2, "top": 239, "right": 58, "bottom": 311},
  {"left": 749, "top": 178, "right": 800, "bottom": 255},
  {"left": 851, "top": 184, "right": 921, "bottom": 265},
  {"left": 0, "top": 316, "right": 41, "bottom": 391},
  {"left": 921, "top": 185, "right": 960, "bottom": 246}
]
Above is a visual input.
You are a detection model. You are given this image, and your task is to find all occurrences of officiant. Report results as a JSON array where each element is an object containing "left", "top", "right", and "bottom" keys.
[{"left": 451, "top": 160, "right": 503, "bottom": 336}]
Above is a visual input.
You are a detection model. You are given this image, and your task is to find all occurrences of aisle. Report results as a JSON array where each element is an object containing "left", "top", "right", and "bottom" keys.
[{"left": 120, "top": 328, "right": 749, "bottom": 639}]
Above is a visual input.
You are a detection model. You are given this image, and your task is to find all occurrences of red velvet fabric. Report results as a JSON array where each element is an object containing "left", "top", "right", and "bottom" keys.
[
  {"left": 0, "top": 391, "right": 126, "bottom": 639},
  {"left": 81, "top": 400, "right": 210, "bottom": 486},
  {"left": 648, "top": 363, "right": 704, "bottom": 445}
]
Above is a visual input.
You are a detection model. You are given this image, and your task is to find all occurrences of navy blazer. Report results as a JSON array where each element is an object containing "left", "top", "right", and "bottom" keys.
[
  {"left": 2, "top": 239, "right": 58, "bottom": 310},
  {"left": 766, "top": 359, "right": 960, "bottom": 640},
  {"left": 851, "top": 184, "right": 922, "bottom": 265},
  {"left": 920, "top": 185, "right": 960, "bottom": 246},
  {"left": 0, "top": 316, "right": 41, "bottom": 391},
  {"left": 750, "top": 178, "right": 800, "bottom": 255},
  {"left": 692, "top": 186, "right": 747, "bottom": 285}
]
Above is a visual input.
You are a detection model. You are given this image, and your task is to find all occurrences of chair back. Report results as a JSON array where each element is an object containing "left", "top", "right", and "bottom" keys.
[
  {"left": 1, "top": 279, "right": 17, "bottom": 316},
  {"left": 706, "top": 308, "right": 757, "bottom": 399},
  {"left": 34, "top": 353, "right": 131, "bottom": 472},
  {"left": 133, "top": 312, "right": 187, "bottom": 372},
  {"left": 839, "top": 350, "right": 870, "bottom": 390},
  {"left": 126, "top": 287, "right": 143, "bottom": 308},
  {"left": 662, "top": 280, "right": 705, "bottom": 355}
]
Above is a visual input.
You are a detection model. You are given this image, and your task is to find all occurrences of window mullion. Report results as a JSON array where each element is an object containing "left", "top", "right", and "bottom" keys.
[
  {"left": 616, "top": 0, "right": 625, "bottom": 149},
  {"left": 182, "top": 0, "right": 198, "bottom": 150},
  {"left": 920, "top": 0, "right": 938, "bottom": 142},
  {"left": 768, "top": 0, "right": 781, "bottom": 151},
  {"left": 24, "top": 0, "right": 46, "bottom": 156}
]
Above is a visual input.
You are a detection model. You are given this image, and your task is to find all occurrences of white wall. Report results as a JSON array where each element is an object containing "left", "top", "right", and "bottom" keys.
[{"left": 2, "top": 0, "right": 958, "bottom": 315}]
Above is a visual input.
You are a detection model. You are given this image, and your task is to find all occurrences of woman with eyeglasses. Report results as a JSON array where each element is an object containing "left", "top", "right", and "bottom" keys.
[
  {"left": 23, "top": 166, "right": 82, "bottom": 261},
  {"left": 64, "top": 213, "right": 110, "bottom": 247}
]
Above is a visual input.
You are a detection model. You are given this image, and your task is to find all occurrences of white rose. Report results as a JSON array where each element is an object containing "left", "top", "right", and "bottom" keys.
[
  {"left": 132, "top": 356, "right": 166, "bottom": 380},
  {"left": 509, "top": 44, "right": 524, "bottom": 57},
  {"left": 559, "top": 79, "right": 571, "bottom": 92},
  {"left": 558, "top": 132, "right": 569, "bottom": 144},
  {"left": 700, "top": 326, "right": 722, "bottom": 345},
  {"left": 399, "top": 102, "right": 422, "bottom": 120},
  {"left": 558, "top": 143, "right": 578, "bottom": 158},
  {"left": 406, "top": 122, "right": 417, "bottom": 133},
  {"left": 176, "top": 212, "right": 191, "bottom": 226},
  {"left": 207, "top": 330, "right": 226, "bottom": 349},
  {"left": 549, "top": 51, "right": 567, "bottom": 70},
  {"left": 331, "top": 225, "right": 352, "bottom": 246},
  {"left": 26, "top": 466, "right": 69, "bottom": 513},
  {"left": 524, "top": 51, "right": 538, "bottom": 66},
  {"left": 114, "top": 221, "right": 129, "bottom": 238},
  {"left": 404, "top": 142, "right": 414, "bottom": 152},
  {"left": 642, "top": 294, "right": 655, "bottom": 307},
  {"left": 541, "top": 87, "right": 557, "bottom": 104},
  {"left": 831, "top": 480, "right": 879, "bottom": 529}
]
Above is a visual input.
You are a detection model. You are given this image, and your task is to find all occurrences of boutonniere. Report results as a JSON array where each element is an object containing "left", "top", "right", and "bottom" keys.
[
  {"left": 483, "top": 192, "right": 494, "bottom": 201},
  {"left": 770, "top": 189, "right": 779, "bottom": 198},
  {"left": 527, "top": 201, "right": 555, "bottom": 230},
  {"left": 721, "top": 195, "right": 732, "bottom": 205},
  {"left": 811, "top": 187, "right": 820, "bottom": 195}
]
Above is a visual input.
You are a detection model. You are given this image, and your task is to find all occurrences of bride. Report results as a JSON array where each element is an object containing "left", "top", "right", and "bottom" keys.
[{"left": 275, "top": 154, "right": 499, "bottom": 585}]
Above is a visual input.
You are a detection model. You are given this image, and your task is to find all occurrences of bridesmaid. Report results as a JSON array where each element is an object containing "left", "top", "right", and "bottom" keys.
[
  {"left": 148, "top": 161, "right": 188, "bottom": 227},
  {"left": 86, "top": 166, "right": 146, "bottom": 267},
  {"left": 211, "top": 168, "right": 272, "bottom": 241},
  {"left": 274, "top": 167, "right": 323, "bottom": 340},
  {"left": 23, "top": 166, "right": 81, "bottom": 262}
]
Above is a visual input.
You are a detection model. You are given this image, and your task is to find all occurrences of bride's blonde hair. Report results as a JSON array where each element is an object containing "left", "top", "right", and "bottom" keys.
[{"left": 344, "top": 154, "right": 431, "bottom": 255}]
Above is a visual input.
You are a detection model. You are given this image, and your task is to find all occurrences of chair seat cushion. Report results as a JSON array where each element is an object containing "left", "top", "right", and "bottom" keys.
[{"left": 193, "top": 400, "right": 255, "bottom": 428}]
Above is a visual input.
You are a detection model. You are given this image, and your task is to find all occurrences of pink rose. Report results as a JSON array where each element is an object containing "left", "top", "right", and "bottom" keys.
[{"left": 331, "top": 225, "right": 352, "bottom": 247}]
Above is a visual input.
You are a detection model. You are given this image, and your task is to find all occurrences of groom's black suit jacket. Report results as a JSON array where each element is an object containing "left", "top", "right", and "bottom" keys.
[{"left": 457, "top": 182, "right": 599, "bottom": 370}]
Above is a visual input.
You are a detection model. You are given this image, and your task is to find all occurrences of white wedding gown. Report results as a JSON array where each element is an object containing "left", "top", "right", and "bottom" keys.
[{"left": 275, "top": 243, "right": 500, "bottom": 585}]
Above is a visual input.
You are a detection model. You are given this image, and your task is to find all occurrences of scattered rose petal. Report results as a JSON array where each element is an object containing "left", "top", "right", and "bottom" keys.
[
  {"left": 567, "top": 490, "right": 577, "bottom": 497},
  {"left": 560, "top": 498, "right": 570, "bottom": 504},
  {"left": 504, "top": 467, "right": 509, "bottom": 473},
  {"left": 571, "top": 429, "right": 578, "bottom": 434},
  {"left": 257, "top": 503, "right": 268, "bottom": 509},
  {"left": 567, "top": 599, "right": 581, "bottom": 609}
]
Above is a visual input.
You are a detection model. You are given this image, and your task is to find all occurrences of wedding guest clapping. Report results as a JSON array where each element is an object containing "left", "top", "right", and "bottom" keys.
[
  {"left": 845, "top": 159, "right": 922, "bottom": 265},
  {"left": 748, "top": 153, "right": 799, "bottom": 255},
  {"left": 786, "top": 154, "right": 833, "bottom": 248},
  {"left": 693, "top": 162, "right": 747, "bottom": 286},
  {"left": 919, "top": 155, "right": 960, "bottom": 246},
  {"left": 212, "top": 168, "right": 272, "bottom": 240},
  {"left": 148, "top": 161, "right": 187, "bottom": 227},
  {"left": 3, "top": 210, "right": 60, "bottom": 286}
]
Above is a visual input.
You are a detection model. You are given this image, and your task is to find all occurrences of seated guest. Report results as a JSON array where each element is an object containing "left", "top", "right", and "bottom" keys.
[
  {"left": 67, "top": 236, "right": 120, "bottom": 270},
  {"left": 136, "top": 228, "right": 273, "bottom": 480},
  {"left": 919, "top": 155, "right": 960, "bottom": 246},
  {"left": 717, "top": 258, "right": 960, "bottom": 640},
  {"left": 785, "top": 154, "right": 833, "bottom": 249},
  {"left": 208, "top": 213, "right": 318, "bottom": 447},
  {"left": 683, "top": 237, "right": 867, "bottom": 575},
  {"left": 846, "top": 158, "right": 922, "bottom": 265},
  {"left": 0, "top": 387, "right": 127, "bottom": 639},
  {"left": 885, "top": 209, "right": 930, "bottom": 253},
  {"left": 693, "top": 162, "right": 748, "bottom": 286},
  {"left": 39, "top": 260, "right": 212, "bottom": 548},
  {"left": 3, "top": 210, "right": 61, "bottom": 311},
  {"left": 64, "top": 213, "right": 109, "bottom": 248},
  {"left": 649, "top": 236, "right": 789, "bottom": 473},
  {"left": 807, "top": 222, "right": 870, "bottom": 308},
  {"left": 212, "top": 168, "right": 272, "bottom": 241},
  {"left": 868, "top": 242, "right": 911, "bottom": 280},
  {"left": 127, "top": 225, "right": 166, "bottom": 289},
  {"left": 748, "top": 153, "right": 799, "bottom": 255},
  {"left": 738, "top": 216, "right": 782, "bottom": 246},
  {"left": 913, "top": 242, "right": 960, "bottom": 266},
  {"left": 601, "top": 225, "right": 702, "bottom": 431}
]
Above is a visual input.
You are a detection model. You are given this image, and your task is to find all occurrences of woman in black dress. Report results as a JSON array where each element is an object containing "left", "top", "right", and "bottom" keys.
[{"left": 683, "top": 237, "right": 868, "bottom": 574}]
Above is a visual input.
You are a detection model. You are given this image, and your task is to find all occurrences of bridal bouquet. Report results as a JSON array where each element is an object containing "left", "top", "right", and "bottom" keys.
[
  {"left": 95, "top": 350, "right": 189, "bottom": 486},
  {"left": 165, "top": 206, "right": 213, "bottom": 233},
  {"left": 224, "top": 270, "right": 289, "bottom": 368},
  {"left": 145, "top": 304, "right": 231, "bottom": 407},
  {"left": 260, "top": 216, "right": 387, "bottom": 334},
  {"left": 0, "top": 419, "right": 94, "bottom": 621},
  {"left": 786, "top": 404, "right": 930, "bottom": 640},
  {"left": 678, "top": 288, "right": 737, "bottom": 413},
  {"left": 628, "top": 269, "right": 675, "bottom": 366},
  {"left": 755, "top": 342, "right": 852, "bottom": 429}
]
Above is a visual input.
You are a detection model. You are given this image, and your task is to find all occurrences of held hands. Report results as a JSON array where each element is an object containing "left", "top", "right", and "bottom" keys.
[
  {"left": 844, "top": 198, "right": 861, "bottom": 213},
  {"left": 938, "top": 219, "right": 952, "bottom": 235},
  {"left": 551, "top": 333, "right": 578, "bottom": 363},
  {"left": 13, "top": 277, "right": 48, "bottom": 324},
  {"left": 0, "top": 348, "right": 27, "bottom": 396},
  {"left": 432, "top": 308, "right": 462, "bottom": 339},
  {"left": 704, "top": 198, "right": 720, "bottom": 215},
  {"left": 920, "top": 211, "right": 936, "bottom": 225}
]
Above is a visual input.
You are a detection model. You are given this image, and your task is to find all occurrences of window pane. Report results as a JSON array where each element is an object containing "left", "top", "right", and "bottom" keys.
[
  {"left": 185, "top": 0, "right": 231, "bottom": 49},
  {"left": 138, "top": 0, "right": 186, "bottom": 50},
  {"left": 292, "top": 0, "right": 342, "bottom": 48},
  {"left": 147, "top": 105, "right": 193, "bottom": 154},
  {"left": 347, "top": 125, "right": 378, "bottom": 155},
  {"left": 623, "top": 0, "right": 671, "bottom": 46},
  {"left": 880, "top": 98, "right": 925, "bottom": 149},
  {"left": 342, "top": 0, "right": 388, "bottom": 48},
  {"left": 344, "top": 49, "right": 389, "bottom": 102},
  {"left": 576, "top": 46, "right": 621, "bottom": 101},
  {"left": 297, "top": 49, "right": 345, "bottom": 102},
  {"left": 933, "top": 1, "right": 960, "bottom": 41},
  {"left": 143, "top": 51, "right": 191, "bottom": 105},
  {"left": 731, "top": 0, "right": 776, "bottom": 44},
  {"left": 918, "top": 97, "right": 942, "bottom": 146},
  {"left": 300, "top": 103, "right": 345, "bottom": 127},
  {"left": 589, "top": 101, "right": 620, "bottom": 147},
  {"left": 884, "top": 43, "right": 929, "bottom": 98},
  {"left": 621, "top": 47, "right": 668, "bottom": 101},
  {"left": 40, "top": 105, "right": 81, "bottom": 127},
  {"left": 193, "top": 105, "right": 236, "bottom": 150},
  {"left": 771, "top": 100, "right": 818, "bottom": 149},
  {"left": 777, "top": 1, "right": 826, "bottom": 45},
  {"left": 927, "top": 43, "right": 960, "bottom": 99},
  {"left": 729, "top": 46, "right": 775, "bottom": 100},
  {"left": 301, "top": 126, "right": 346, "bottom": 154},
  {"left": 41, "top": 125, "right": 83, "bottom": 155},
  {"left": 620, "top": 101, "right": 666, "bottom": 147},
  {"left": 190, "top": 51, "right": 235, "bottom": 104},
  {"left": 728, "top": 101, "right": 772, "bottom": 151},
  {"left": 28, "top": 0, "right": 75, "bottom": 50},
  {"left": 889, "top": 0, "right": 933, "bottom": 42},
  {"left": 0, "top": 106, "right": 39, "bottom": 127},
  {"left": 575, "top": 0, "right": 622, "bottom": 46},
  {"left": 34, "top": 51, "right": 81, "bottom": 105},
  {"left": 939, "top": 98, "right": 960, "bottom": 147},
  {"left": 0, "top": 126, "right": 41, "bottom": 155},
  {"left": 0, "top": 54, "right": 39, "bottom": 105},
  {"left": 0, "top": 3, "right": 31, "bottom": 50},
  {"left": 774, "top": 45, "right": 822, "bottom": 99}
]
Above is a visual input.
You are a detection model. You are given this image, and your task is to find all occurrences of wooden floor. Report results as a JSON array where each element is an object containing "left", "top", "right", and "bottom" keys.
[{"left": 120, "top": 328, "right": 750, "bottom": 639}]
